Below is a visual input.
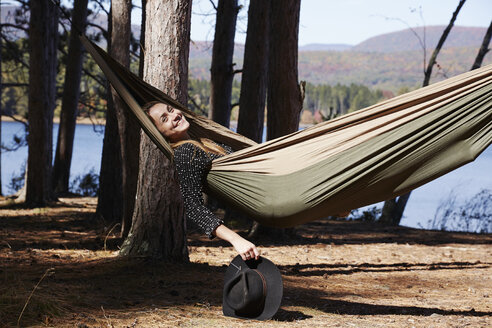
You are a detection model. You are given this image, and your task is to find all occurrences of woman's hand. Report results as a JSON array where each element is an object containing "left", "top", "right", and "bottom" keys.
[
  {"left": 230, "top": 236, "right": 260, "bottom": 261},
  {"left": 213, "top": 224, "right": 260, "bottom": 260}
]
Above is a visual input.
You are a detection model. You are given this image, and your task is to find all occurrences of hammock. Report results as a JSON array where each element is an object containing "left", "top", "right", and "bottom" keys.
[{"left": 81, "top": 35, "right": 492, "bottom": 228}]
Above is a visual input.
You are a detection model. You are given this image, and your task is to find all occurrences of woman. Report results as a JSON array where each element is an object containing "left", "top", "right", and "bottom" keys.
[{"left": 143, "top": 101, "right": 260, "bottom": 261}]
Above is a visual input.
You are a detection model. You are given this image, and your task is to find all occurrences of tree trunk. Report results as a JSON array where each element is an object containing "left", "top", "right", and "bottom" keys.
[
  {"left": 96, "top": 5, "right": 123, "bottom": 224},
  {"left": 209, "top": 0, "right": 239, "bottom": 128},
  {"left": 380, "top": 0, "right": 466, "bottom": 225},
  {"left": 236, "top": 0, "right": 270, "bottom": 143},
  {"left": 119, "top": 0, "right": 191, "bottom": 261},
  {"left": 267, "top": 0, "right": 302, "bottom": 140},
  {"left": 0, "top": 5, "right": 3, "bottom": 196},
  {"left": 471, "top": 20, "right": 492, "bottom": 70},
  {"left": 52, "top": 0, "right": 89, "bottom": 195},
  {"left": 110, "top": 0, "right": 140, "bottom": 238},
  {"left": 422, "top": 0, "right": 466, "bottom": 86},
  {"left": 138, "top": 0, "right": 146, "bottom": 79},
  {"left": 25, "top": 0, "right": 58, "bottom": 206},
  {"left": 253, "top": 0, "right": 301, "bottom": 239}
]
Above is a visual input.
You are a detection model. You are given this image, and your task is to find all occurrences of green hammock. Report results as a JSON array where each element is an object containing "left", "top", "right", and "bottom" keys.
[{"left": 81, "top": 36, "right": 492, "bottom": 228}]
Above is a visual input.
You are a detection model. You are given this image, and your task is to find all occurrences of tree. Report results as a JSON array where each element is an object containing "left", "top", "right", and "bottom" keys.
[
  {"left": 0, "top": 5, "right": 3, "bottom": 196},
  {"left": 120, "top": 0, "right": 191, "bottom": 260},
  {"left": 25, "top": 0, "right": 58, "bottom": 206},
  {"left": 138, "top": 0, "right": 146, "bottom": 78},
  {"left": 267, "top": 0, "right": 302, "bottom": 140},
  {"left": 379, "top": 0, "right": 466, "bottom": 225},
  {"left": 96, "top": 4, "right": 123, "bottom": 225},
  {"left": 110, "top": 0, "right": 140, "bottom": 238},
  {"left": 471, "top": 20, "right": 492, "bottom": 70},
  {"left": 52, "top": 0, "right": 89, "bottom": 195},
  {"left": 422, "top": 0, "right": 466, "bottom": 87},
  {"left": 208, "top": 0, "right": 240, "bottom": 128},
  {"left": 249, "top": 0, "right": 302, "bottom": 238},
  {"left": 236, "top": 0, "right": 270, "bottom": 143}
]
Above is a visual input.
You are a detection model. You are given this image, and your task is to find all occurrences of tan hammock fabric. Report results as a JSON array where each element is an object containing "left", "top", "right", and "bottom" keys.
[
  {"left": 80, "top": 36, "right": 257, "bottom": 161},
  {"left": 81, "top": 35, "right": 492, "bottom": 227}
]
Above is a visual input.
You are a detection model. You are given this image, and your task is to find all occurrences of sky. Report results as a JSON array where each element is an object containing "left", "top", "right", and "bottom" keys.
[{"left": 129, "top": 0, "right": 492, "bottom": 46}]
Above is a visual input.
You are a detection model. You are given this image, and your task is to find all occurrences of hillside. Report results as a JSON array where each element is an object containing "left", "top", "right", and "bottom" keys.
[
  {"left": 2, "top": 5, "right": 490, "bottom": 92},
  {"left": 352, "top": 26, "right": 489, "bottom": 53},
  {"left": 190, "top": 45, "right": 491, "bottom": 91},
  {"left": 296, "top": 47, "right": 491, "bottom": 91},
  {"left": 189, "top": 25, "right": 491, "bottom": 91}
]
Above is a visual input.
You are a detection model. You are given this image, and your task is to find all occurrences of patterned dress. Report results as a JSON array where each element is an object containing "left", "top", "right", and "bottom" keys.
[{"left": 174, "top": 142, "right": 232, "bottom": 238}]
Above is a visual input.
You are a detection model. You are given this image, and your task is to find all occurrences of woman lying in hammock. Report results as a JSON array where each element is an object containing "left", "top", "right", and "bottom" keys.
[{"left": 143, "top": 101, "right": 260, "bottom": 261}]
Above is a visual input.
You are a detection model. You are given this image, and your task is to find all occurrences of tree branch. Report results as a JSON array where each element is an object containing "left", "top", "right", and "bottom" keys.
[
  {"left": 0, "top": 34, "right": 29, "bottom": 69},
  {"left": 86, "top": 22, "right": 108, "bottom": 39},
  {"left": 187, "top": 94, "right": 208, "bottom": 116},
  {"left": 208, "top": 0, "right": 218, "bottom": 11},
  {"left": 0, "top": 23, "right": 28, "bottom": 32},
  {"left": 91, "top": 0, "right": 110, "bottom": 16},
  {"left": 471, "top": 20, "right": 492, "bottom": 70},
  {"left": 422, "top": 0, "right": 466, "bottom": 87},
  {"left": 1, "top": 83, "right": 28, "bottom": 87}
]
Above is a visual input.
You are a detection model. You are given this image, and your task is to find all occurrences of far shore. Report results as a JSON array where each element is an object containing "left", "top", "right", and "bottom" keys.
[
  {"left": 1, "top": 115, "right": 106, "bottom": 125},
  {"left": 1, "top": 115, "right": 316, "bottom": 128}
]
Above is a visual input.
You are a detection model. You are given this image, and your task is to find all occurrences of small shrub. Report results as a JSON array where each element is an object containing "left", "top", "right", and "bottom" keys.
[
  {"left": 348, "top": 206, "right": 381, "bottom": 222},
  {"left": 8, "top": 162, "right": 26, "bottom": 194},
  {"left": 429, "top": 189, "right": 492, "bottom": 233},
  {"left": 70, "top": 169, "right": 99, "bottom": 196}
]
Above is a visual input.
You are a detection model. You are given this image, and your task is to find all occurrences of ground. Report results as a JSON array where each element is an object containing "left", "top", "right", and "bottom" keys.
[{"left": 0, "top": 197, "right": 491, "bottom": 328}]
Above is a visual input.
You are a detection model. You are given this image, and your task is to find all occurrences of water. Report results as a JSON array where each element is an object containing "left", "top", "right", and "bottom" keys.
[
  {"left": 1, "top": 121, "right": 104, "bottom": 195},
  {"left": 1, "top": 120, "right": 491, "bottom": 231}
]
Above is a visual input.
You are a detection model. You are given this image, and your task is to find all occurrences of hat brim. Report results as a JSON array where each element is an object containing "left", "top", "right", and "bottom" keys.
[{"left": 223, "top": 255, "right": 283, "bottom": 320}]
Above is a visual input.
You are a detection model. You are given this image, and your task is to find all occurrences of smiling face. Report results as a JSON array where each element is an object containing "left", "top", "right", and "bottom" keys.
[{"left": 147, "top": 103, "right": 190, "bottom": 142}]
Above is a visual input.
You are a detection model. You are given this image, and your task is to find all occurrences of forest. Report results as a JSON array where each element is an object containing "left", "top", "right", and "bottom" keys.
[
  {"left": 1, "top": 0, "right": 492, "bottom": 327},
  {"left": 1, "top": 36, "right": 387, "bottom": 122}
]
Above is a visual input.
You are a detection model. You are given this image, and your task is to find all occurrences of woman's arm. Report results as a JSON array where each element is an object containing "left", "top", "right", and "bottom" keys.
[
  {"left": 175, "top": 143, "right": 259, "bottom": 260},
  {"left": 174, "top": 143, "right": 224, "bottom": 238},
  {"left": 213, "top": 224, "right": 260, "bottom": 261}
]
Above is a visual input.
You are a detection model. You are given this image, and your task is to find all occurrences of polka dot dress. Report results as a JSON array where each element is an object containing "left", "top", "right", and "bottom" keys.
[{"left": 174, "top": 142, "right": 232, "bottom": 239}]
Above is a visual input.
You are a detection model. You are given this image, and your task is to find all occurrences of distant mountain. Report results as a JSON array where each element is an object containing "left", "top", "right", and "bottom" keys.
[
  {"left": 188, "top": 25, "right": 491, "bottom": 92},
  {"left": 352, "top": 26, "right": 488, "bottom": 53},
  {"left": 296, "top": 46, "right": 491, "bottom": 91},
  {"left": 2, "top": 5, "right": 490, "bottom": 92},
  {"left": 299, "top": 44, "right": 352, "bottom": 52}
]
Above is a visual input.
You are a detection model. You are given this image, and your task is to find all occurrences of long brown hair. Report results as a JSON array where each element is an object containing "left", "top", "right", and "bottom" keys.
[
  {"left": 142, "top": 101, "right": 227, "bottom": 156},
  {"left": 172, "top": 138, "right": 227, "bottom": 156}
]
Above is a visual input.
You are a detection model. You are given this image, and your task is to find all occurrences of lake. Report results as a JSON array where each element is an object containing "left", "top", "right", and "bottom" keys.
[{"left": 2, "top": 120, "right": 491, "bottom": 231}]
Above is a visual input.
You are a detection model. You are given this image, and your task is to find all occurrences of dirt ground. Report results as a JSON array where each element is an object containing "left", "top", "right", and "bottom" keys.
[{"left": 0, "top": 197, "right": 491, "bottom": 328}]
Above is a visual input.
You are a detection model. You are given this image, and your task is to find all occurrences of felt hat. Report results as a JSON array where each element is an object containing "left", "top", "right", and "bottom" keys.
[{"left": 223, "top": 255, "right": 283, "bottom": 320}]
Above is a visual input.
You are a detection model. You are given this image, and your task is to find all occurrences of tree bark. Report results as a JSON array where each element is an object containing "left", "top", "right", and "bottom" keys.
[
  {"left": 0, "top": 5, "right": 3, "bottom": 196},
  {"left": 422, "top": 0, "right": 466, "bottom": 87},
  {"left": 110, "top": 0, "right": 140, "bottom": 238},
  {"left": 96, "top": 5, "right": 123, "bottom": 224},
  {"left": 253, "top": 0, "right": 301, "bottom": 239},
  {"left": 209, "top": 0, "right": 239, "bottom": 128},
  {"left": 267, "top": 0, "right": 302, "bottom": 140},
  {"left": 52, "top": 0, "right": 89, "bottom": 195},
  {"left": 236, "top": 0, "right": 270, "bottom": 143},
  {"left": 25, "top": 0, "right": 58, "bottom": 206},
  {"left": 380, "top": 0, "right": 466, "bottom": 225},
  {"left": 471, "top": 20, "right": 492, "bottom": 70},
  {"left": 119, "top": 0, "right": 191, "bottom": 261},
  {"left": 138, "top": 0, "right": 146, "bottom": 79}
]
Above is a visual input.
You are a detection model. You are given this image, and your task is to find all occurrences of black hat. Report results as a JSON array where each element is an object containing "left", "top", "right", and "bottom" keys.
[{"left": 223, "top": 255, "right": 283, "bottom": 320}]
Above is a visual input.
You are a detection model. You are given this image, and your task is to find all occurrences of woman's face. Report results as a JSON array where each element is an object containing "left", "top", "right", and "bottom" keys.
[{"left": 148, "top": 103, "right": 190, "bottom": 142}]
